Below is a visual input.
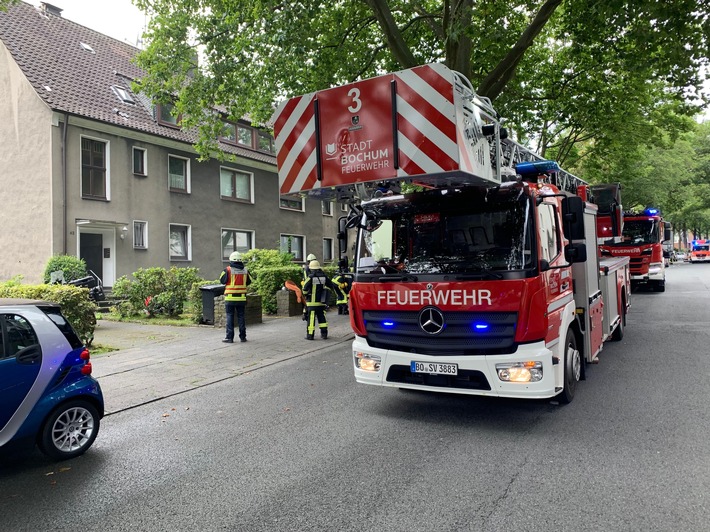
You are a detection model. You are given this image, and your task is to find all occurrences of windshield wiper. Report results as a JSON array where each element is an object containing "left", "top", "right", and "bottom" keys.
[
  {"left": 454, "top": 269, "right": 504, "bottom": 280},
  {"left": 378, "top": 274, "right": 419, "bottom": 282}
]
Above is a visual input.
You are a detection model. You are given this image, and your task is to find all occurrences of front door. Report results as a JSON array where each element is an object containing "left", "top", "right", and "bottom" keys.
[{"left": 80, "top": 233, "right": 103, "bottom": 281}]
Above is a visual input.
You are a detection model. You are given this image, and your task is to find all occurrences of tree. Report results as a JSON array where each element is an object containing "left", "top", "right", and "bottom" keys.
[{"left": 132, "top": 0, "right": 709, "bottom": 164}]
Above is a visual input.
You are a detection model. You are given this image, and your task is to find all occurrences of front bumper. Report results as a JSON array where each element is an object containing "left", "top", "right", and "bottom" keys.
[{"left": 352, "top": 336, "right": 558, "bottom": 399}]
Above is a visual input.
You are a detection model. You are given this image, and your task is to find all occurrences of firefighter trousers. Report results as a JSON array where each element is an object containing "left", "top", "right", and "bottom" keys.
[{"left": 305, "top": 304, "right": 328, "bottom": 339}]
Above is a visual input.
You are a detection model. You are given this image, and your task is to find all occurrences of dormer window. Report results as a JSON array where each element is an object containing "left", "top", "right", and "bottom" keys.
[
  {"left": 112, "top": 85, "right": 135, "bottom": 104},
  {"left": 79, "top": 42, "right": 95, "bottom": 54},
  {"left": 157, "top": 103, "right": 180, "bottom": 128}
]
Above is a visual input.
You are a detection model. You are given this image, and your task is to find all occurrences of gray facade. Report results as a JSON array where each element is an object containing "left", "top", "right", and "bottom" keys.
[{"left": 0, "top": 2, "right": 339, "bottom": 286}]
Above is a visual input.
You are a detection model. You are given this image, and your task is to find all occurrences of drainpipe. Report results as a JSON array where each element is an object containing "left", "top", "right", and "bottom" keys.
[{"left": 61, "top": 113, "right": 68, "bottom": 254}]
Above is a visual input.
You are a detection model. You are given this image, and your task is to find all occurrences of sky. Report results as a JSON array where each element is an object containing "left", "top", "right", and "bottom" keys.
[{"left": 28, "top": 0, "right": 148, "bottom": 46}]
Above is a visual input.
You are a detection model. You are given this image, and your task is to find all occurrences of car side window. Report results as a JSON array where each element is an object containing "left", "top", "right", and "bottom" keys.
[{"left": 1, "top": 314, "right": 40, "bottom": 359}]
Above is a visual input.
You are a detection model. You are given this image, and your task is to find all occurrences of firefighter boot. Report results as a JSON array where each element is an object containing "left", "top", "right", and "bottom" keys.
[
  {"left": 321, "top": 329, "right": 328, "bottom": 340},
  {"left": 305, "top": 333, "right": 314, "bottom": 340}
]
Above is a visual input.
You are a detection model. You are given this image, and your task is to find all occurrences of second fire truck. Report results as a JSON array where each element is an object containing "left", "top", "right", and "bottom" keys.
[{"left": 272, "top": 63, "right": 630, "bottom": 403}]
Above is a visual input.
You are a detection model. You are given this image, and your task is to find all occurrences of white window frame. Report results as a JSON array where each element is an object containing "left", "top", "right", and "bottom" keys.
[
  {"left": 323, "top": 238, "right": 334, "bottom": 262},
  {"left": 322, "top": 200, "right": 333, "bottom": 216},
  {"left": 220, "top": 166, "right": 254, "bottom": 203},
  {"left": 280, "top": 233, "right": 306, "bottom": 261},
  {"left": 169, "top": 223, "right": 192, "bottom": 261},
  {"left": 221, "top": 228, "right": 255, "bottom": 261},
  {"left": 80, "top": 134, "right": 111, "bottom": 201},
  {"left": 133, "top": 220, "right": 148, "bottom": 249},
  {"left": 132, "top": 147, "right": 147, "bottom": 176},
  {"left": 280, "top": 196, "right": 305, "bottom": 212},
  {"left": 168, "top": 154, "right": 191, "bottom": 193}
]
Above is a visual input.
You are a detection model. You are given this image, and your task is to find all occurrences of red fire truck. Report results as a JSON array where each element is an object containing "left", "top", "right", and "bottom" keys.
[
  {"left": 272, "top": 63, "right": 630, "bottom": 403},
  {"left": 597, "top": 208, "right": 671, "bottom": 292},
  {"left": 688, "top": 239, "right": 710, "bottom": 263}
]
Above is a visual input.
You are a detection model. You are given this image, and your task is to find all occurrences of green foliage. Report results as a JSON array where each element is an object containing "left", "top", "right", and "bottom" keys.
[
  {"left": 112, "top": 267, "right": 202, "bottom": 318},
  {"left": 43, "top": 255, "right": 87, "bottom": 284},
  {"left": 0, "top": 282, "right": 97, "bottom": 346},
  {"left": 134, "top": 0, "right": 709, "bottom": 168},
  {"left": 251, "top": 265, "right": 303, "bottom": 314}
]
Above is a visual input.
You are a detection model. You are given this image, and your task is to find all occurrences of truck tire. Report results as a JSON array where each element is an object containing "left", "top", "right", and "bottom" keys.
[
  {"left": 611, "top": 295, "right": 626, "bottom": 342},
  {"left": 557, "top": 328, "right": 580, "bottom": 404}
]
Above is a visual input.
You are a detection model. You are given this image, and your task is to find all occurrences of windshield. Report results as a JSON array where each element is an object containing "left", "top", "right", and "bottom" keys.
[
  {"left": 355, "top": 185, "right": 535, "bottom": 275},
  {"left": 691, "top": 244, "right": 709, "bottom": 252},
  {"left": 619, "top": 219, "right": 659, "bottom": 245}
]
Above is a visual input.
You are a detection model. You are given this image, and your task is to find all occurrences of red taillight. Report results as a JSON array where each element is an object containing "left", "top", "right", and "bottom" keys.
[
  {"left": 81, "top": 362, "right": 93, "bottom": 375},
  {"left": 80, "top": 348, "right": 90, "bottom": 360}
]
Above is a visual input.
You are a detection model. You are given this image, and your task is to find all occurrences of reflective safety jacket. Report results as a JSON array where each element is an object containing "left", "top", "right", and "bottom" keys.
[
  {"left": 302, "top": 269, "right": 342, "bottom": 307},
  {"left": 220, "top": 262, "right": 252, "bottom": 302}
]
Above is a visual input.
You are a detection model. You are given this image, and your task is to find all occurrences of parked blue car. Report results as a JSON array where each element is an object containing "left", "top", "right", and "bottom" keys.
[{"left": 0, "top": 299, "right": 104, "bottom": 460}]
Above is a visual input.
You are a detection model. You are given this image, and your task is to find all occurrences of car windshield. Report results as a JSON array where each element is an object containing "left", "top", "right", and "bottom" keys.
[
  {"left": 355, "top": 185, "right": 535, "bottom": 275},
  {"left": 618, "top": 219, "right": 659, "bottom": 245}
]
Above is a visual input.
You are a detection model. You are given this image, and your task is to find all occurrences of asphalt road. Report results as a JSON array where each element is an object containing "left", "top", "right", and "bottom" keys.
[{"left": 1, "top": 262, "right": 708, "bottom": 531}]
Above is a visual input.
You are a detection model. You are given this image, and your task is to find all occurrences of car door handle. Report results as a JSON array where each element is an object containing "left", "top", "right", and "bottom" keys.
[{"left": 16, "top": 345, "right": 41, "bottom": 365}]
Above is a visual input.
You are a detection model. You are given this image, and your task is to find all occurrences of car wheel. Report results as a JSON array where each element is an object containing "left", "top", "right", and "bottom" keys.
[
  {"left": 38, "top": 400, "right": 100, "bottom": 460},
  {"left": 557, "top": 329, "right": 581, "bottom": 404}
]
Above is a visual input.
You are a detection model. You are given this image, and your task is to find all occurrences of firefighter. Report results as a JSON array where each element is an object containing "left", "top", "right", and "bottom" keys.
[
  {"left": 301, "top": 253, "right": 317, "bottom": 320},
  {"left": 332, "top": 270, "right": 353, "bottom": 315},
  {"left": 219, "top": 251, "right": 253, "bottom": 343},
  {"left": 302, "top": 260, "right": 342, "bottom": 340}
]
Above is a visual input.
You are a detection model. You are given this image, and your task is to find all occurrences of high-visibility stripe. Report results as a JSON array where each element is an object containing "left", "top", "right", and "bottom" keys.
[
  {"left": 396, "top": 111, "right": 458, "bottom": 172},
  {"left": 274, "top": 93, "right": 318, "bottom": 195}
]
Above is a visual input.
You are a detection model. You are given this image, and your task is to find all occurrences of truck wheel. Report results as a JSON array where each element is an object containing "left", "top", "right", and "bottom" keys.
[
  {"left": 557, "top": 329, "right": 581, "bottom": 404},
  {"left": 611, "top": 296, "right": 626, "bottom": 342},
  {"left": 38, "top": 400, "right": 100, "bottom": 460}
]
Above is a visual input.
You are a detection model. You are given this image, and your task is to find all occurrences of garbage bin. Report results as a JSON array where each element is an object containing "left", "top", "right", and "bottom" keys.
[{"left": 199, "top": 284, "right": 225, "bottom": 324}]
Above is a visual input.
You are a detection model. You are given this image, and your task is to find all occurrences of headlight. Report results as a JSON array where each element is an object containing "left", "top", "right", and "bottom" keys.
[
  {"left": 496, "top": 361, "right": 543, "bottom": 382},
  {"left": 354, "top": 351, "right": 381, "bottom": 372}
]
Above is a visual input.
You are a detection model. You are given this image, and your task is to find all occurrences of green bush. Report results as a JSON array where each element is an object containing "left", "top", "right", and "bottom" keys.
[
  {"left": 0, "top": 282, "right": 97, "bottom": 346},
  {"left": 251, "top": 265, "right": 304, "bottom": 314},
  {"left": 112, "top": 266, "right": 202, "bottom": 318},
  {"left": 43, "top": 255, "right": 87, "bottom": 283}
]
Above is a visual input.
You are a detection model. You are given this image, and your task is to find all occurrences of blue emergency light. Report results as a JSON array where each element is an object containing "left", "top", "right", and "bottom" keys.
[
  {"left": 382, "top": 320, "right": 395, "bottom": 329},
  {"left": 643, "top": 207, "right": 659, "bottom": 215},
  {"left": 515, "top": 160, "right": 560, "bottom": 176},
  {"left": 473, "top": 322, "right": 490, "bottom": 331}
]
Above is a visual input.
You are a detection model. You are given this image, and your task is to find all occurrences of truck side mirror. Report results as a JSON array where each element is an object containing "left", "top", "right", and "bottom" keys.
[
  {"left": 561, "top": 195, "right": 585, "bottom": 241},
  {"left": 565, "top": 242, "right": 587, "bottom": 263},
  {"left": 663, "top": 222, "right": 672, "bottom": 243}
]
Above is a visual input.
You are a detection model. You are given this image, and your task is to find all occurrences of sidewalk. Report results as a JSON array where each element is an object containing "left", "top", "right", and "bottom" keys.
[{"left": 91, "top": 310, "right": 354, "bottom": 414}]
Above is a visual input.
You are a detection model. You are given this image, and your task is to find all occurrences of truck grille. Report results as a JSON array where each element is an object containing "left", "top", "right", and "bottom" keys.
[
  {"left": 629, "top": 257, "right": 648, "bottom": 275},
  {"left": 363, "top": 310, "right": 517, "bottom": 356},
  {"left": 387, "top": 365, "right": 491, "bottom": 390}
]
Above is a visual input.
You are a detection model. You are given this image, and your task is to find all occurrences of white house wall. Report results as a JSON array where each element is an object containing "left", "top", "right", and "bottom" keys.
[{"left": 0, "top": 42, "right": 54, "bottom": 284}]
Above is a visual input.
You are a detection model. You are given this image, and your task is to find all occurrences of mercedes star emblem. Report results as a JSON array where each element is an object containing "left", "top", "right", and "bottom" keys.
[{"left": 418, "top": 307, "right": 445, "bottom": 335}]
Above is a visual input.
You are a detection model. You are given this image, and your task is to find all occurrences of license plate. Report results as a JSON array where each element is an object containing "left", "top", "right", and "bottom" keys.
[{"left": 410, "top": 361, "right": 458, "bottom": 375}]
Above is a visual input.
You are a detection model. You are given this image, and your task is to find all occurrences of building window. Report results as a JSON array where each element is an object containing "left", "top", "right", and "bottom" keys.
[
  {"left": 133, "top": 221, "right": 148, "bottom": 249},
  {"left": 257, "top": 131, "right": 275, "bottom": 154},
  {"left": 221, "top": 229, "right": 253, "bottom": 260},
  {"left": 168, "top": 155, "right": 190, "bottom": 193},
  {"left": 158, "top": 103, "right": 180, "bottom": 127},
  {"left": 322, "top": 201, "right": 333, "bottom": 216},
  {"left": 220, "top": 167, "right": 253, "bottom": 202},
  {"left": 169, "top": 224, "right": 191, "bottom": 261},
  {"left": 237, "top": 125, "right": 253, "bottom": 147},
  {"left": 221, "top": 121, "right": 237, "bottom": 144},
  {"left": 112, "top": 85, "right": 134, "bottom": 104},
  {"left": 280, "top": 196, "right": 304, "bottom": 211},
  {"left": 280, "top": 234, "right": 305, "bottom": 261},
  {"left": 323, "top": 238, "right": 333, "bottom": 262},
  {"left": 340, "top": 202, "right": 348, "bottom": 212},
  {"left": 133, "top": 147, "right": 147, "bottom": 176},
  {"left": 81, "top": 137, "right": 107, "bottom": 200}
]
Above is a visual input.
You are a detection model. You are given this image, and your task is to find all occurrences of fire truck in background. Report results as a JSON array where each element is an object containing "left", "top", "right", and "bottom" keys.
[
  {"left": 688, "top": 239, "right": 710, "bottom": 263},
  {"left": 597, "top": 207, "right": 671, "bottom": 292},
  {"left": 272, "top": 63, "right": 630, "bottom": 403}
]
